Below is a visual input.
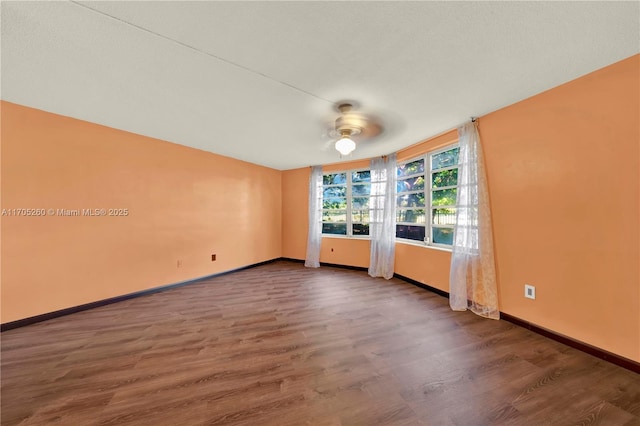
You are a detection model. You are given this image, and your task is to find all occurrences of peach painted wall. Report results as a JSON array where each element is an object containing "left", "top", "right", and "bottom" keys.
[
  {"left": 481, "top": 55, "right": 639, "bottom": 362},
  {"left": 321, "top": 238, "right": 371, "bottom": 268},
  {"left": 394, "top": 244, "right": 451, "bottom": 292},
  {"left": 281, "top": 167, "right": 309, "bottom": 260},
  {"left": 281, "top": 165, "right": 370, "bottom": 267},
  {"left": 392, "top": 130, "right": 459, "bottom": 292},
  {"left": 281, "top": 55, "right": 639, "bottom": 361},
  {"left": 1, "top": 101, "right": 282, "bottom": 323}
]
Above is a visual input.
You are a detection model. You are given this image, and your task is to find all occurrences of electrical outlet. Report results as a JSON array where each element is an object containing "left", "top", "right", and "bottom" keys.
[
  {"left": 177, "top": 260, "right": 182, "bottom": 268},
  {"left": 211, "top": 254, "right": 216, "bottom": 261},
  {"left": 524, "top": 284, "right": 536, "bottom": 300}
]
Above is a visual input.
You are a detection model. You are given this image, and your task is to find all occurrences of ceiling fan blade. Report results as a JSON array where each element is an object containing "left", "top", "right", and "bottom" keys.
[
  {"left": 356, "top": 118, "right": 383, "bottom": 140},
  {"left": 321, "top": 139, "right": 335, "bottom": 151},
  {"left": 317, "top": 100, "right": 403, "bottom": 153}
]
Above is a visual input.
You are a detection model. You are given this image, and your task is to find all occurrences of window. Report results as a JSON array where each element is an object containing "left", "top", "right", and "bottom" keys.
[
  {"left": 322, "top": 170, "right": 371, "bottom": 236},
  {"left": 321, "top": 145, "right": 458, "bottom": 245},
  {"left": 396, "top": 145, "right": 459, "bottom": 246}
]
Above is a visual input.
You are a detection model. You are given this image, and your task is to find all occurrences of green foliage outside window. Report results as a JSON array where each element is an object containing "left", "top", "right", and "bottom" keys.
[
  {"left": 322, "top": 169, "right": 371, "bottom": 235},
  {"left": 396, "top": 146, "right": 460, "bottom": 244}
]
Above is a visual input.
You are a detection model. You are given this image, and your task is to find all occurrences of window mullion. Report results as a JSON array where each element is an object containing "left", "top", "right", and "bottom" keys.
[
  {"left": 398, "top": 171, "right": 425, "bottom": 180},
  {"left": 426, "top": 153, "right": 432, "bottom": 244},
  {"left": 397, "top": 189, "right": 425, "bottom": 196},
  {"left": 432, "top": 164, "right": 459, "bottom": 173},
  {"left": 346, "top": 178, "right": 353, "bottom": 237},
  {"left": 432, "top": 184, "right": 458, "bottom": 191}
]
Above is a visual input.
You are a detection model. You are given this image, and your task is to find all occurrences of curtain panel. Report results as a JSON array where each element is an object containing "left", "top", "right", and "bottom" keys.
[
  {"left": 449, "top": 122, "right": 499, "bottom": 319},
  {"left": 305, "top": 165, "right": 322, "bottom": 268},
  {"left": 369, "top": 153, "right": 397, "bottom": 279}
]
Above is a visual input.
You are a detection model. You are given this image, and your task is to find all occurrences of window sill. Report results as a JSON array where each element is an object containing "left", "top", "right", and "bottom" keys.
[
  {"left": 320, "top": 235, "right": 452, "bottom": 252},
  {"left": 395, "top": 239, "right": 452, "bottom": 252},
  {"left": 322, "top": 234, "right": 370, "bottom": 240}
]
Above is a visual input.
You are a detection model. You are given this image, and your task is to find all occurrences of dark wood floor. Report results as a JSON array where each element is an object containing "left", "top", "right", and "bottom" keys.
[{"left": 2, "top": 261, "right": 639, "bottom": 425}]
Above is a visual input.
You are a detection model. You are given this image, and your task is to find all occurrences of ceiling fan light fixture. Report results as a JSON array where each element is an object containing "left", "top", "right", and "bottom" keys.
[{"left": 335, "top": 136, "right": 356, "bottom": 156}]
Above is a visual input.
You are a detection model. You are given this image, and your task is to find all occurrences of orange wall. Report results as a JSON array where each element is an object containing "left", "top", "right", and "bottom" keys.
[
  {"left": 321, "top": 238, "right": 371, "bottom": 268},
  {"left": 1, "top": 101, "right": 282, "bottom": 323},
  {"left": 281, "top": 166, "right": 370, "bottom": 267},
  {"left": 481, "top": 55, "right": 639, "bottom": 362},
  {"left": 281, "top": 167, "right": 309, "bottom": 259},
  {"left": 282, "top": 55, "right": 639, "bottom": 361}
]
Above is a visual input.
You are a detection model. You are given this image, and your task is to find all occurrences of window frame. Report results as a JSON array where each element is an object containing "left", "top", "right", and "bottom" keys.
[
  {"left": 321, "top": 168, "right": 372, "bottom": 238},
  {"left": 320, "top": 143, "right": 459, "bottom": 247},
  {"left": 396, "top": 143, "right": 460, "bottom": 249}
]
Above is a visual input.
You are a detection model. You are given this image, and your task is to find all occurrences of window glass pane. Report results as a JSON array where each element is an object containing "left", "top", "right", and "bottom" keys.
[
  {"left": 352, "top": 184, "right": 371, "bottom": 196},
  {"left": 432, "top": 147, "right": 459, "bottom": 170},
  {"left": 323, "top": 197, "right": 346, "bottom": 209},
  {"left": 352, "top": 223, "right": 370, "bottom": 236},
  {"left": 323, "top": 223, "right": 347, "bottom": 235},
  {"left": 397, "top": 176, "right": 425, "bottom": 193},
  {"left": 352, "top": 171, "right": 371, "bottom": 183},
  {"left": 397, "top": 193, "right": 425, "bottom": 208},
  {"left": 432, "top": 208, "right": 457, "bottom": 225},
  {"left": 352, "top": 197, "right": 369, "bottom": 209},
  {"left": 433, "top": 227, "right": 454, "bottom": 245},
  {"left": 396, "top": 225, "right": 425, "bottom": 241},
  {"left": 432, "top": 169, "right": 458, "bottom": 188},
  {"left": 323, "top": 186, "right": 346, "bottom": 198},
  {"left": 432, "top": 188, "right": 457, "bottom": 206},
  {"left": 397, "top": 209, "right": 426, "bottom": 224},
  {"left": 322, "top": 210, "right": 347, "bottom": 222},
  {"left": 352, "top": 210, "right": 370, "bottom": 223},
  {"left": 397, "top": 159, "right": 424, "bottom": 178},
  {"left": 323, "top": 173, "right": 347, "bottom": 185}
]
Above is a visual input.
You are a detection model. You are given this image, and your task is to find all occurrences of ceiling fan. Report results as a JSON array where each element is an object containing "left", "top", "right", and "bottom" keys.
[{"left": 327, "top": 101, "right": 384, "bottom": 156}]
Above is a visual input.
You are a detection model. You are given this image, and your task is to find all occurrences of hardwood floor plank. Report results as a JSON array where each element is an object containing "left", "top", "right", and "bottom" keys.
[{"left": 2, "top": 261, "right": 638, "bottom": 425}]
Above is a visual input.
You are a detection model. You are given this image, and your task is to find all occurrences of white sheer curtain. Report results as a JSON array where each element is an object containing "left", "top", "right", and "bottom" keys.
[
  {"left": 449, "top": 122, "right": 499, "bottom": 319},
  {"left": 305, "top": 166, "right": 322, "bottom": 268},
  {"left": 368, "top": 153, "right": 397, "bottom": 279}
]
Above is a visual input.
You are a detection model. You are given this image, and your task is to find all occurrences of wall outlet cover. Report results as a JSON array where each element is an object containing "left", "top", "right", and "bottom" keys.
[{"left": 525, "top": 284, "right": 536, "bottom": 300}]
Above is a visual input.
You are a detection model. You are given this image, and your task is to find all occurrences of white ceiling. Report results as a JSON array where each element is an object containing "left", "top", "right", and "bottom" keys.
[{"left": 2, "top": 1, "right": 638, "bottom": 170}]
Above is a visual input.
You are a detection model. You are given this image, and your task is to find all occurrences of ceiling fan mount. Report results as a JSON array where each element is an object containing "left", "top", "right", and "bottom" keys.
[
  {"left": 329, "top": 101, "right": 384, "bottom": 156},
  {"left": 334, "top": 103, "right": 365, "bottom": 138}
]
